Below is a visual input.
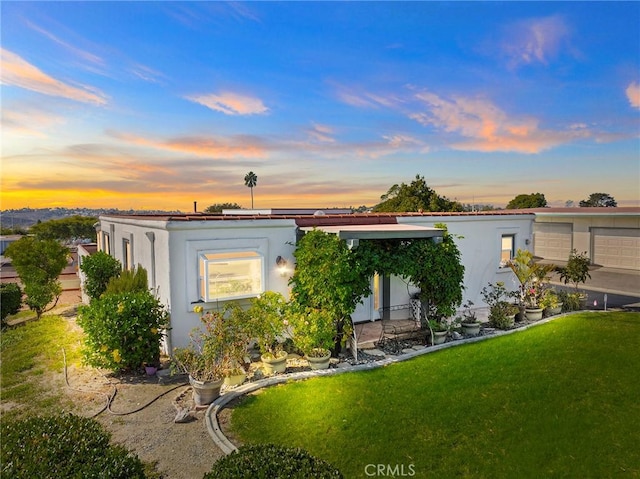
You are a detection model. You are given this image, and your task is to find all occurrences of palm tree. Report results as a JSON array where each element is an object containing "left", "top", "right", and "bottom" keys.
[{"left": 244, "top": 171, "right": 258, "bottom": 209}]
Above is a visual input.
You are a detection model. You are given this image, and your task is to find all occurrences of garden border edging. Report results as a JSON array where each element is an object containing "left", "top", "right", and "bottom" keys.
[{"left": 206, "top": 311, "right": 588, "bottom": 454}]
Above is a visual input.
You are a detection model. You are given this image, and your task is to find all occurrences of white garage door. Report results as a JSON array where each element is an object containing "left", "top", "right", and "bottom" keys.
[
  {"left": 592, "top": 228, "right": 640, "bottom": 270},
  {"left": 534, "top": 223, "right": 573, "bottom": 261}
]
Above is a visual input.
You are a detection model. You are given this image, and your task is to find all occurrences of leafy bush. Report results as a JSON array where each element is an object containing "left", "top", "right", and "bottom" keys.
[
  {"left": 78, "top": 290, "right": 169, "bottom": 371},
  {"left": 557, "top": 290, "right": 583, "bottom": 312},
  {"left": 557, "top": 249, "right": 591, "bottom": 292},
  {"left": 1, "top": 414, "right": 146, "bottom": 478},
  {"left": 205, "top": 443, "right": 343, "bottom": 478},
  {"left": 1, "top": 283, "right": 22, "bottom": 325},
  {"left": 79, "top": 250, "right": 122, "bottom": 300},
  {"left": 104, "top": 266, "right": 148, "bottom": 295}
]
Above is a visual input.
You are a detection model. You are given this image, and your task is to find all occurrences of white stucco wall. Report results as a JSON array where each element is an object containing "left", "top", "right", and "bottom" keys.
[
  {"left": 399, "top": 214, "right": 535, "bottom": 314},
  {"left": 99, "top": 213, "right": 535, "bottom": 348}
]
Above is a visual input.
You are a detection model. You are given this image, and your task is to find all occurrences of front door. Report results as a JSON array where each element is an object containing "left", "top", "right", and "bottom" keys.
[{"left": 351, "top": 274, "right": 381, "bottom": 323}]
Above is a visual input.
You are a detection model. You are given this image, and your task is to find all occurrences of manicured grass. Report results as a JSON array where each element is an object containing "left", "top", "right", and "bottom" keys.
[
  {"left": 1, "top": 314, "right": 83, "bottom": 422},
  {"left": 231, "top": 312, "right": 640, "bottom": 478}
]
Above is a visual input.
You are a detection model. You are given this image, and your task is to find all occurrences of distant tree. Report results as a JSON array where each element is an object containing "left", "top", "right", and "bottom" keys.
[
  {"left": 4, "top": 237, "right": 69, "bottom": 318},
  {"left": 30, "top": 215, "right": 97, "bottom": 242},
  {"left": 79, "top": 251, "right": 122, "bottom": 301},
  {"left": 460, "top": 203, "right": 497, "bottom": 212},
  {"left": 204, "top": 203, "right": 243, "bottom": 213},
  {"left": 579, "top": 193, "right": 617, "bottom": 207},
  {"left": 372, "top": 175, "right": 464, "bottom": 212},
  {"left": 244, "top": 171, "right": 258, "bottom": 209},
  {"left": 506, "top": 193, "right": 547, "bottom": 209},
  {"left": 0, "top": 227, "right": 27, "bottom": 235},
  {"left": 351, "top": 205, "right": 371, "bottom": 213},
  {"left": 565, "top": 200, "right": 574, "bottom": 208}
]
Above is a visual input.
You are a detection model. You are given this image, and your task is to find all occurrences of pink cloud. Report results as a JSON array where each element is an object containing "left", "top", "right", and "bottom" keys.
[
  {"left": 307, "top": 123, "right": 336, "bottom": 143},
  {"left": 109, "top": 131, "right": 268, "bottom": 158},
  {"left": 411, "top": 90, "right": 589, "bottom": 153},
  {"left": 626, "top": 82, "right": 640, "bottom": 109},
  {"left": 0, "top": 48, "right": 107, "bottom": 105},
  {"left": 502, "top": 15, "right": 571, "bottom": 68},
  {"left": 185, "top": 91, "right": 268, "bottom": 115}
]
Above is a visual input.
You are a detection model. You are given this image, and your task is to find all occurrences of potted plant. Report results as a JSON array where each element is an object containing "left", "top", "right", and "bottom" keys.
[
  {"left": 540, "top": 288, "right": 563, "bottom": 316},
  {"left": 219, "top": 302, "right": 253, "bottom": 387},
  {"left": 248, "top": 292, "right": 290, "bottom": 375},
  {"left": 507, "top": 249, "right": 555, "bottom": 321},
  {"left": 457, "top": 300, "right": 481, "bottom": 336},
  {"left": 290, "top": 307, "right": 335, "bottom": 370},
  {"left": 556, "top": 249, "right": 591, "bottom": 308},
  {"left": 481, "top": 282, "right": 518, "bottom": 330},
  {"left": 427, "top": 319, "right": 449, "bottom": 345},
  {"left": 171, "top": 306, "right": 225, "bottom": 406}
]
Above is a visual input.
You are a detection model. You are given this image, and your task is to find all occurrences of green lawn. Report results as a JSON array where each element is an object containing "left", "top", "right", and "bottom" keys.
[
  {"left": 230, "top": 312, "right": 640, "bottom": 478},
  {"left": 1, "top": 314, "right": 83, "bottom": 422}
]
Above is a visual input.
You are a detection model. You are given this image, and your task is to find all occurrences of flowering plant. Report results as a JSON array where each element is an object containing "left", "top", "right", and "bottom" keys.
[
  {"left": 289, "top": 307, "right": 335, "bottom": 357},
  {"left": 507, "top": 249, "right": 554, "bottom": 308},
  {"left": 172, "top": 308, "right": 226, "bottom": 381},
  {"left": 247, "top": 292, "right": 289, "bottom": 358}
]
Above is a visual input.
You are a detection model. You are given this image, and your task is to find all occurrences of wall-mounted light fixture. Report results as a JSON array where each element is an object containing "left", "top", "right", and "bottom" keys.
[{"left": 276, "top": 255, "right": 289, "bottom": 276}]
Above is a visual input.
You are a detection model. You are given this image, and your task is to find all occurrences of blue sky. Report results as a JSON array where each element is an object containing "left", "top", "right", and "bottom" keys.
[{"left": 2, "top": 1, "right": 639, "bottom": 210}]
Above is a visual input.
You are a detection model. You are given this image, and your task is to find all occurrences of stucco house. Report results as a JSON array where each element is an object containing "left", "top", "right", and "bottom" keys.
[{"left": 90, "top": 209, "right": 536, "bottom": 351}]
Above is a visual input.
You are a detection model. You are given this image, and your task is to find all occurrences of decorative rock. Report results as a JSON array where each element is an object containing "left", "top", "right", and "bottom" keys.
[
  {"left": 174, "top": 407, "right": 192, "bottom": 423},
  {"left": 401, "top": 348, "right": 414, "bottom": 355},
  {"left": 451, "top": 331, "right": 463, "bottom": 340},
  {"left": 335, "top": 361, "right": 352, "bottom": 369},
  {"left": 362, "top": 348, "right": 386, "bottom": 357},
  {"left": 411, "top": 345, "right": 424, "bottom": 351}
]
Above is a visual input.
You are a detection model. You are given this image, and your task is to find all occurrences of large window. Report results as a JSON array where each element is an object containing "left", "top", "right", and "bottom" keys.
[
  {"left": 501, "top": 234, "right": 515, "bottom": 265},
  {"left": 199, "top": 251, "right": 264, "bottom": 301},
  {"left": 123, "top": 239, "right": 132, "bottom": 270}
]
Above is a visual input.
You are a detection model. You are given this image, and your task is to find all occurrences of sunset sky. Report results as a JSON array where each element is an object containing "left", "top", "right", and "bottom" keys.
[{"left": 2, "top": 1, "right": 639, "bottom": 211}]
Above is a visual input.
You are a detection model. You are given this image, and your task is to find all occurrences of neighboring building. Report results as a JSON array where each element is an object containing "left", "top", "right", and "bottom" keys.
[
  {"left": 95, "top": 211, "right": 535, "bottom": 350},
  {"left": 77, "top": 243, "right": 98, "bottom": 304},
  {"left": 531, "top": 207, "right": 640, "bottom": 271},
  {"left": 0, "top": 235, "right": 21, "bottom": 256}
]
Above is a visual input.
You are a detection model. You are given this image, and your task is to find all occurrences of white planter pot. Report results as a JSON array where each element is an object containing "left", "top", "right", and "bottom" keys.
[
  {"left": 525, "top": 308, "right": 544, "bottom": 321},
  {"left": 189, "top": 375, "right": 223, "bottom": 406},
  {"left": 306, "top": 350, "right": 331, "bottom": 370},
  {"left": 461, "top": 322, "right": 481, "bottom": 337},
  {"left": 431, "top": 330, "right": 447, "bottom": 345},
  {"left": 223, "top": 372, "right": 247, "bottom": 387},
  {"left": 261, "top": 352, "right": 288, "bottom": 375}
]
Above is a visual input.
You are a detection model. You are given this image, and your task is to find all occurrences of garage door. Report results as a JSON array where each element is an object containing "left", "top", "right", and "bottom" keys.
[
  {"left": 592, "top": 228, "right": 640, "bottom": 270},
  {"left": 534, "top": 223, "right": 572, "bottom": 261}
]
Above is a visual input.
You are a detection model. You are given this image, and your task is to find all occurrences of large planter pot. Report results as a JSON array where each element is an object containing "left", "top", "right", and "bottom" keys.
[
  {"left": 525, "top": 307, "right": 544, "bottom": 321},
  {"left": 431, "top": 330, "right": 447, "bottom": 345},
  {"left": 306, "top": 350, "right": 331, "bottom": 370},
  {"left": 261, "top": 352, "right": 288, "bottom": 375},
  {"left": 189, "top": 375, "right": 223, "bottom": 406},
  {"left": 223, "top": 371, "right": 247, "bottom": 387},
  {"left": 461, "top": 322, "right": 481, "bottom": 337},
  {"left": 546, "top": 303, "right": 563, "bottom": 316}
]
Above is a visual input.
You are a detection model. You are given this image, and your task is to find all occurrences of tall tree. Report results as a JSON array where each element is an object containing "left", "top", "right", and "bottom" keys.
[
  {"left": 244, "top": 171, "right": 258, "bottom": 209},
  {"left": 506, "top": 193, "right": 547, "bottom": 209},
  {"left": 372, "top": 175, "right": 463, "bottom": 212},
  {"left": 579, "top": 193, "right": 617, "bottom": 207},
  {"left": 4, "top": 237, "right": 69, "bottom": 318},
  {"left": 30, "top": 215, "right": 98, "bottom": 242},
  {"left": 204, "top": 203, "right": 243, "bottom": 213}
]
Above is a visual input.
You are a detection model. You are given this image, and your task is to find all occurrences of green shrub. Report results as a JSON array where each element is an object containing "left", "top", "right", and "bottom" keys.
[
  {"left": 104, "top": 266, "right": 148, "bottom": 295},
  {"left": 79, "top": 251, "right": 122, "bottom": 300},
  {"left": 557, "top": 290, "right": 582, "bottom": 312},
  {"left": 206, "top": 444, "right": 343, "bottom": 479},
  {"left": 78, "top": 290, "right": 169, "bottom": 371},
  {"left": 1, "top": 414, "right": 146, "bottom": 478},
  {"left": 1, "top": 283, "right": 22, "bottom": 325}
]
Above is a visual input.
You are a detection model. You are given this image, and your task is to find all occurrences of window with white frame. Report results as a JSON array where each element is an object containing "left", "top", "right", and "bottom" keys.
[
  {"left": 501, "top": 234, "right": 515, "bottom": 265},
  {"left": 123, "top": 238, "right": 132, "bottom": 270},
  {"left": 199, "top": 251, "right": 264, "bottom": 301}
]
